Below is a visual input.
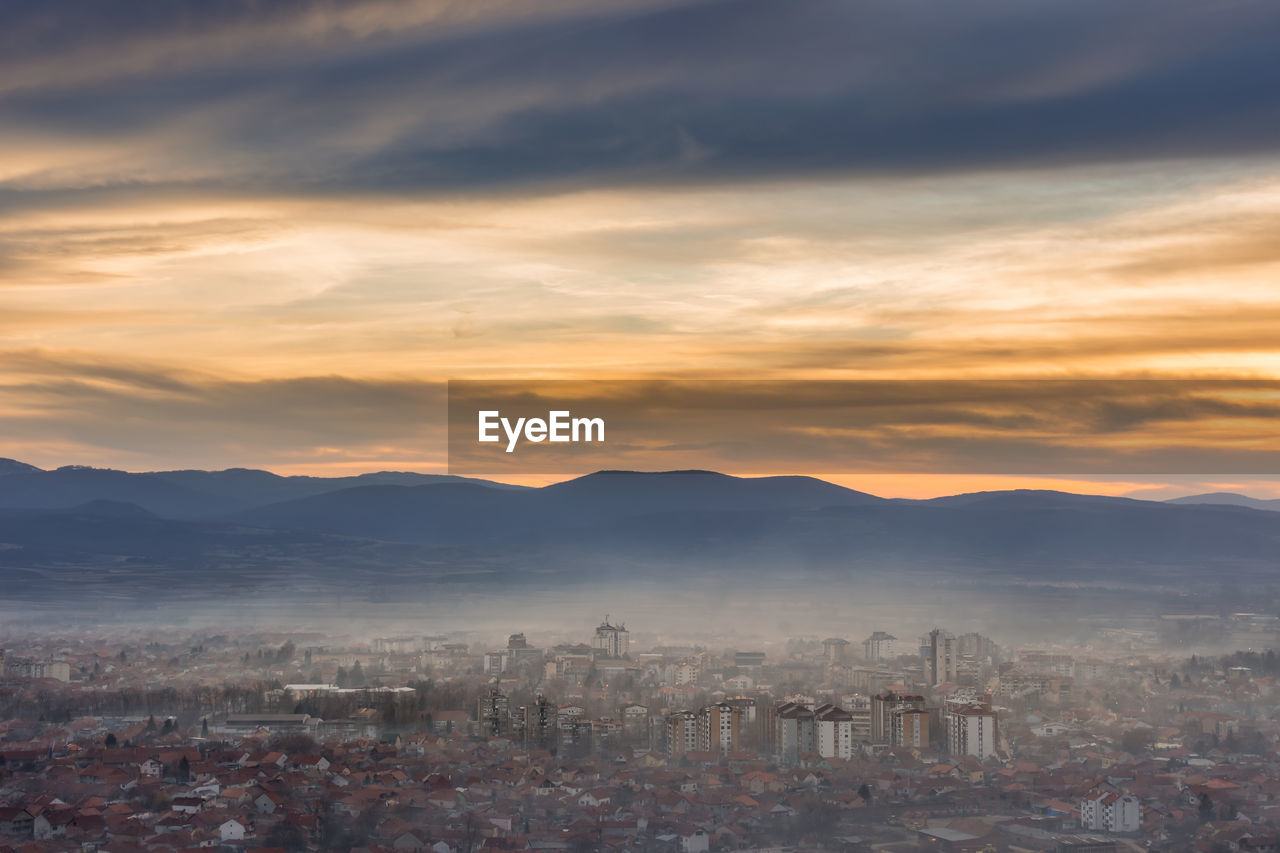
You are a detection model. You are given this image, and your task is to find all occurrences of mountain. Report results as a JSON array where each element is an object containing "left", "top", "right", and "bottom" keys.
[
  {"left": 541, "top": 470, "right": 882, "bottom": 513},
  {"left": 921, "top": 489, "right": 1150, "bottom": 509},
  {"left": 3, "top": 464, "right": 1280, "bottom": 604},
  {"left": 1167, "top": 492, "right": 1280, "bottom": 512},
  {"left": 0, "top": 459, "right": 525, "bottom": 518},
  {"left": 63, "top": 499, "right": 158, "bottom": 519},
  {"left": 222, "top": 473, "right": 1280, "bottom": 581},
  {"left": 0, "top": 458, "right": 42, "bottom": 476},
  {"left": 223, "top": 470, "right": 885, "bottom": 543},
  {"left": 0, "top": 465, "right": 243, "bottom": 517},
  {"left": 0, "top": 504, "right": 479, "bottom": 601},
  {"left": 150, "top": 466, "right": 528, "bottom": 505}
]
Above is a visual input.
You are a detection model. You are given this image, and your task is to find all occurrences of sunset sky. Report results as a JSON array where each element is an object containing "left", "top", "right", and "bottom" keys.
[{"left": 3, "top": 0, "right": 1280, "bottom": 496}]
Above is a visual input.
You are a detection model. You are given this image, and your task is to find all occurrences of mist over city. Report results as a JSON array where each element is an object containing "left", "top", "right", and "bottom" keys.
[
  {"left": 6, "top": 0, "right": 1280, "bottom": 851},
  {"left": 3, "top": 458, "right": 1280, "bottom": 851}
]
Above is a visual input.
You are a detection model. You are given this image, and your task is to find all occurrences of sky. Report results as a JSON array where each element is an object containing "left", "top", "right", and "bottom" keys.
[{"left": 3, "top": 0, "right": 1280, "bottom": 496}]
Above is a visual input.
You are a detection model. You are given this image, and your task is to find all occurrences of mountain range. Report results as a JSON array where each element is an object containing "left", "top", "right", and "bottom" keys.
[{"left": 2, "top": 459, "right": 1278, "bottom": 602}]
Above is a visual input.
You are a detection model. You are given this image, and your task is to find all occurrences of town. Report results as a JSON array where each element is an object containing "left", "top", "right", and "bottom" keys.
[{"left": 2, "top": 614, "right": 1278, "bottom": 853}]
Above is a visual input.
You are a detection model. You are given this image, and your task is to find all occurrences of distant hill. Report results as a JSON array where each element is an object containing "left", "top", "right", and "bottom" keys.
[
  {"left": 1167, "top": 492, "right": 1280, "bottom": 512},
  {"left": 0, "top": 458, "right": 525, "bottom": 518},
  {"left": 3, "top": 462, "right": 1280, "bottom": 603},
  {"left": 222, "top": 473, "right": 1280, "bottom": 581},
  {"left": 223, "top": 470, "right": 886, "bottom": 543},
  {"left": 0, "top": 504, "right": 475, "bottom": 601},
  {"left": 0, "top": 464, "right": 242, "bottom": 517},
  {"left": 0, "top": 458, "right": 42, "bottom": 476}
]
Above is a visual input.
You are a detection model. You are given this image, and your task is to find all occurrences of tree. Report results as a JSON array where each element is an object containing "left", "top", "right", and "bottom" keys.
[
  {"left": 1120, "top": 727, "right": 1155, "bottom": 755},
  {"left": 460, "top": 810, "right": 481, "bottom": 853},
  {"left": 104, "top": 733, "right": 118, "bottom": 748},
  {"left": 1199, "top": 793, "right": 1214, "bottom": 824},
  {"left": 272, "top": 733, "right": 319, "bottom": 755},
  {"left": 201, "top": 718, "right": 209, "bottom": 739},
  {"left": 795, "top": 797, "right": 839, "bottom": 842},
  {"left": 350, "top": 660, "right": 366, "bottom": 688},
  {"left": 858, "top": 783, "right": 872, "bottom": 803},
  {"left": 264, "top": 821, "right": 308, "bottom": 852},
  {"left": 177, "top": 755, "right": 191, "bottom": 784}
]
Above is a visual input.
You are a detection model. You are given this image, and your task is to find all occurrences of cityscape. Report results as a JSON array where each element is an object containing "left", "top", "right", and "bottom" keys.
[
  {"left": 5, "top": 1, "right": 1280, "bottom": 852},
  {"left": 3, "top": 610, "right": 1279, "bottom": 852}
]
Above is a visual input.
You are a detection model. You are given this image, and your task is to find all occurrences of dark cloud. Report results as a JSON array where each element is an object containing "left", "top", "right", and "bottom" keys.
[
  {"left": 5, "top": 353, "right": 1280, "bottom": 476},
  {"left": 0, "top": 351, "right": 447, "bottom": 467},
  {"left": 446, "top": 378, "right": 1280, "bottom": 476},
  {"left": 3, "top": 0, "right": 1279, "bottom": 203}
]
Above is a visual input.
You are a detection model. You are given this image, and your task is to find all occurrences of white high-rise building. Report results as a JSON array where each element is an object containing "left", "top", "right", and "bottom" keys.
[
  {"left": 863, "top": 631, "right": 897, "bottom": 661},
  {"left": 592, "top": 618, "right": 630, "bottom": 658},
  {"left": 1080, "top": 789, "right": 1141, "bottom": 833},
  {"left": 814, "top": 704, "right": 855, "bottom": 759},
  {"left": 775, "top": 701, "right": 816, "bottom": 765},
  {"left": 946, "top": 700, "right": 998, "bottom": 760}
]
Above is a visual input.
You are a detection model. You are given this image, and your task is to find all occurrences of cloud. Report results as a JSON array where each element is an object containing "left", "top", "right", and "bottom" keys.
[
  {"left": 2, "top": 0, "right": 1279, "bottom": 203},
  {"left": 3, "top": 2, "right": 1280, "bottom": 473},
  {"left": 445, "top": 378, "right": 1280, "bottom": 477},
  {"left": 0, "top": 350, "right": 447, "bottom": 471}
]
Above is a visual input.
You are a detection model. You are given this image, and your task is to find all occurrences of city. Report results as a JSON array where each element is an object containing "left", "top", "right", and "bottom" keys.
[
  {"left": 3, "top": 614, "right": 1277, "bottom": 852},
  {"left": 5, "top": 1, "right": 1280, "bottom": 852}
]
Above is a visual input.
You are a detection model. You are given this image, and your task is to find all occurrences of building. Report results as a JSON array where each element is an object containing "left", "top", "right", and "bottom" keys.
[
  {"left": 842, "top": 694, "right": 872, "bottom": 739},
  {"left": 592, "top": 618, "right": 630, "bottom": 659},
  {"left": 924, "top": 628, "right": 959, "bottom": 686},
  {"left": 946, "top": 696, "right": 998, "bottom": 760},
  {"left": 1019, "top": 651, "right": 1075, "bottom": 677},
  {"left": 871, "top": 690, "right": 925, "bottom": 744},
  {"left": 2, "top": 658, "right": 71, "bottom": 682},
  {"left": 483, "top": 649, "right": 511, "bottom": 674},
  {"left": 734, "top": 651, "right": 767, "bottom": 667},
  {"left": 372, "top": 636, "right": 421, "bottom": 653},
  {"left": 519, "top": 696, "right": 558, "bottom": 750},
  {"left": 721, "top": 696, "right": 762, "bottom": 749},
  {"left": 997, "top": 670, "right": 1073, "bottom": 703},
  {"left": 958, "top": 632, "right": 999, "bottom": 662},
  {"left": 673, "top": 659, "right": 700, "bottom": 686},
  {"left": 666, "top": 710, "right": 698, "bottom": 758},
  {"left": 822, "top": 638, "right": 851, "bottom": 664},
  {"left": 1080, "top": 789, "right": 1141, "bottom": 833},
  {"left": 775, "top": 701, "right": 816, "bottom": 765},
  {"left": 892, "top": 707, "right": 930, "bottom": 748},
  {"left": 696, "top": 702, "right": 743, "bottom": 753},
  {"left": 863, "top": 631, "right": 897, "bottom": 662},
  {"left": 621, "top": 703, "right": 650, "bottom": 745},
  {"left": 220, "top": 714, "right": 318, "bottom": 735},
  {"left": 814, "top": 703, "right": 855, "bottom": 759},
  {"left": 477, "top": 682, "right": 510, "bottom": 738}
]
